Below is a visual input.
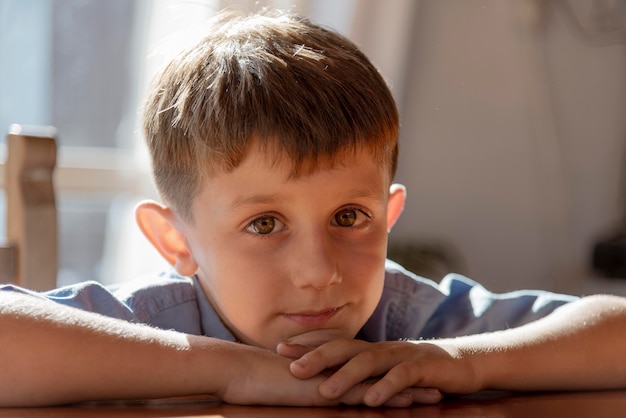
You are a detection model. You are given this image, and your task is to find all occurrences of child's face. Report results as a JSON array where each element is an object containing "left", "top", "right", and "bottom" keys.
[{"left": 139, "top": 141, "right": 405, "bottom": 350}]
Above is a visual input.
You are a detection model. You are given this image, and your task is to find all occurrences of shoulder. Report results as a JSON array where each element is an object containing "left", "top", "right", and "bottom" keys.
[
  {"left": 360, "top": 260, "right": 578, "bottom": 341},
  {"left": 382, "top": 259, "right": 577, "bottom": 314},
  {"left": 1, "top": 270, "right": 204, "bottom": 334},
  {"left": 419, "top": 274, "right": 578, "bottom": 337},
  {"left": 382, "top": 260, "right": 445, "bottom": 300},
  {"left": 111, "top": 271, "right": 196, "bottom": 314},
  {"left": 359, "top": 261, "right": 447, "bottom": 341},
  {"left": 109, "top": 271, "right": 203, "bottom": 334},
  {"left": 113, "top": 272, "right": 236, "bottom": 340},
  {"left": 1, "top": 280, "right": 139, "bottom": 321}
]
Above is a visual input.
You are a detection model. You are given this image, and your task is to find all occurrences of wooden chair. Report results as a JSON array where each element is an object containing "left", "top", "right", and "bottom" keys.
[{"left": 0, "top": 124, "right": 58, "bottom": 291}]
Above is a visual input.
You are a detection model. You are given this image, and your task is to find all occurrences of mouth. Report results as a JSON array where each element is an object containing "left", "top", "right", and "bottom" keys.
[{"left": 281, "top": 306, "right": 344, "bottom": 327}]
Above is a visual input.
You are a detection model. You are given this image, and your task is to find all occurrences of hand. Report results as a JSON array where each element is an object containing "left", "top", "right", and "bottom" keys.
[
  {"left": 215, "top": 343, "right": 334, "bottom": 406},
  {"left": 277, "top": 338, "right": 480, "bottom": 407},
  {"left": 214, "top": 343, "right": 434, "bottom": 407},
  {"left": 215, "top": 342, "right": 433, "bottom": 407}
]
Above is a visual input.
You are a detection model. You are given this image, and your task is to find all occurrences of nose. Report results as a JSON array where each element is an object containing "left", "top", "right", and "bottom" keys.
[{"left": 290, "top": 230, "right": 341, "bottom": 290}]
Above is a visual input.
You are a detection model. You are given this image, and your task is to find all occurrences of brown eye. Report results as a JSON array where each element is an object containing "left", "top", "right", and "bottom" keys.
[
  {"left": 334, "top": 209, "right": 357, "bottom": 227},
  {"left": 251, "top": 216, "right": 275, "bottom": 234}
]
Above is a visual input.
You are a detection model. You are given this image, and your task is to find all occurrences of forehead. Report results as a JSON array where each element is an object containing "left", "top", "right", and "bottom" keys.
[
  {"left": 244, "top": 138, "right": 386, "bottom": 178},
  {"left": 244, "top": 137, "right": 389, "bottom": 179},
  {"left": 190, "top": 141, "right": 390, "bottom": 219},
  {"left": 201, "top": 136, "right": 391, "bottom": 183}
]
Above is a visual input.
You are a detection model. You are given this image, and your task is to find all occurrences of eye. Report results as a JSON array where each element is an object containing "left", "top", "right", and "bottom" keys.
[
  {"left": 333, "top": 208, "right": 371, "bottom": 228},
  {"left": 246, "top": 215, "right": 284, "bottom": 235}
]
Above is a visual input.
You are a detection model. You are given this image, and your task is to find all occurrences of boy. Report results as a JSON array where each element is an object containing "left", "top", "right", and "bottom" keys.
[{"left": 1, "top": 10, "right": 625, "bottom": 408}]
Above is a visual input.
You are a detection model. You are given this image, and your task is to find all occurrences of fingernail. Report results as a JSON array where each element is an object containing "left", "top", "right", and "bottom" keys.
[
  {"left": 282, "top": 342, "right": 303, "bottom": 348},
  {"left": 425, "top": 388, "right": 442, "bottom": 401},
  {"left": 292, "top": 356, "right": 308, "bottom": 368},
  {"left": 364, "top": 389, "right": 380, "bottom": 405}
]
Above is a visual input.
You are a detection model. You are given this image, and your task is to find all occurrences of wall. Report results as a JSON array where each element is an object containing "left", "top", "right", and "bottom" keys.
[{"left": 388, "top": 1, "right": 626, "bottom": 294}]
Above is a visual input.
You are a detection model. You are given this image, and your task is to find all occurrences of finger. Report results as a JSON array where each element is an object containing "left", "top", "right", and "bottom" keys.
[
  {"left": 362, "top": 381, "right": 442, "bottom": 407},
  {"left": 382, "top": 388, "right": 442, "bottom": 407},
  {"left": 335, "top": 379, "right": 380, "bottom": 406},
  {"left": 289, "top": 339, "right": 368, "bottom": 379},
  {"left": 317, "top": 348, "right": 412, "bottom": 400},
  {"left": 339, "top": 384, "right": 439, "bottom": 408},
  {"left": 318, "top": 354, "right": 384, "bottom": 399},
  {"left": 363, "top": 363, "right": 442, "bottom": 406},
  {"left": 408, "top": 387, "right": 443, "bottom": 405},
  {"left": 383, "top": 392, "right": 414, "bottom": 408},
  {"left": 276, "top": 342, "right": 313, "bottom": 359}
]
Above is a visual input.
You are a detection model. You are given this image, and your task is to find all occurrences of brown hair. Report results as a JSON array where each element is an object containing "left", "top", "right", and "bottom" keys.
[{"left": 142, "top": 10, "right": 399, "bottom": 221}]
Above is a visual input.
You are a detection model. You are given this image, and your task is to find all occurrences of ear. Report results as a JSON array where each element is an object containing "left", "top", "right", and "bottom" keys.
[
  {"left": 135, "top": 200, "right": 198, "bottom": 276},
  {"left": 387, "top": 183, "right": 406, "bottom": 231}
]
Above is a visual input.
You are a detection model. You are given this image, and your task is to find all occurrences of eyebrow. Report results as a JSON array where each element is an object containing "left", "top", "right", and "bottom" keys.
[
  {"left": 230, "top": 187, "right": 383, "bottom": 211},
  {"left": 229, "top": 194, "right": 281, "bottom": 211},
  {"left": 343, "top": 187, "right": 384, "bottom": 201}
]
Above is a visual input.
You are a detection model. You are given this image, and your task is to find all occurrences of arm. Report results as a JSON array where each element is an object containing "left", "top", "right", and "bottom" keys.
[
  {"left": 0, "top": 291, "right": 337, "bottom": 407},
  {"left": 454, "top": 294, "right": 626, "bottom": 391},
  {"left": 280, "top": 294, "right": 626, "bottom": 406}
]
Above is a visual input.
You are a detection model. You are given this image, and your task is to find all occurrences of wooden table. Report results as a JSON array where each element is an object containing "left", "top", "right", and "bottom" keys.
[{"left": 0, "top": 390, "right": 624, "bottom": 417}]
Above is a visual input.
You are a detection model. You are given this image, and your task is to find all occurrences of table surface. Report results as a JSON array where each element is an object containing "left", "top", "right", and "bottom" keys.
[{"left": 1, "top": 390, "right": 625, "bottom": 418}]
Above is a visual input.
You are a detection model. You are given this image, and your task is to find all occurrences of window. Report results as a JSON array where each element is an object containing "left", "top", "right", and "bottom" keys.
[
  {"left": 0, "top": 0, "right": 378, "bottom": 286},
  {"left": 1, "top": 0, "right": 163, "bottom": 286}
]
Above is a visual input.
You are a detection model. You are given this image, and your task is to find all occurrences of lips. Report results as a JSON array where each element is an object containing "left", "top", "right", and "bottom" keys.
[{"left": 281, "top": 306, "right": 344, "bottom": 327}]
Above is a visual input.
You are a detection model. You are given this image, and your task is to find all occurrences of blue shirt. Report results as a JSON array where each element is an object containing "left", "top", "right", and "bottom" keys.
[{"left": 0, "top": 260, "right": 577, "bottom": 341}]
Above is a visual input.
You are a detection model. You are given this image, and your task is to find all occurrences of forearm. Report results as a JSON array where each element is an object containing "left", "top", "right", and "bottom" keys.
[
  {"left": 447, "top": 294, "right": 626, "bottom": 392},
  {"left": 282, "top": 295, "right": 626, "bottom": 406},
  {"left": 0, "top": 291, "right": 235, "bottom": 406}
]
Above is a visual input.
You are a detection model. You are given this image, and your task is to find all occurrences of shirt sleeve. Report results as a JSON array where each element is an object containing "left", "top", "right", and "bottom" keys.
[
  {"left": 358, "top": 260, "right": 579, "bottom": 341},
  {"left": 0, "top": 272, "right": 204, "bottom": 335},
  {"left": 0, "top": 281, "right": 138, "bottom": 322},
  {"left": 419, "top": 273, "right": 578, "bottom": 338}
]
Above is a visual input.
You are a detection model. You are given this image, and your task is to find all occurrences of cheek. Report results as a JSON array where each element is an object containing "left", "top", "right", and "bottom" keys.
[
  {"left": 345, "top": 225, "right": 389, "bottom": 265},
  {"left": 198, "top": 241, "right": 278, "bottom": 305},
  {"left": 339, "top": 228, "right": 388, "bottom": 297},
  {"left": 193, "top": 237, "right": 284, "bottom": 341}
]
